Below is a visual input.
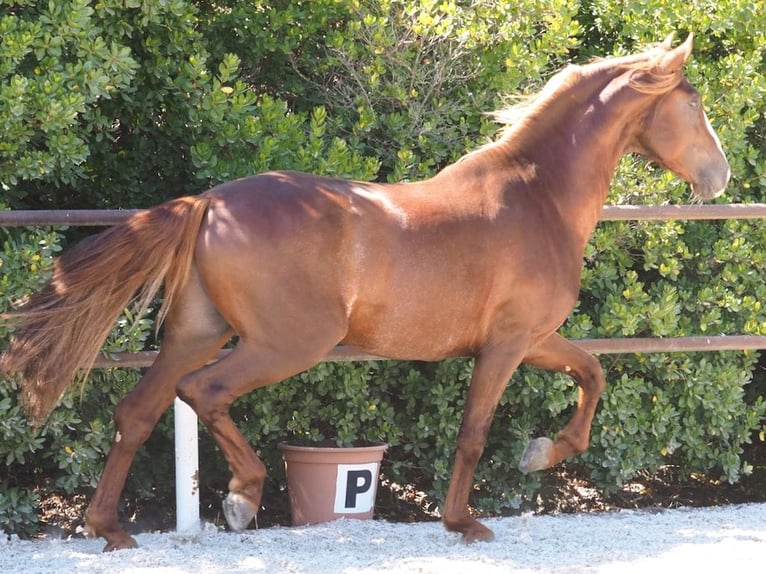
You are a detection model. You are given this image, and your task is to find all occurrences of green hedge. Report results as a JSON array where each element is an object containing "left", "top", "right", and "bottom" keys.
[{"left": 2, "top": 0, "right": 766, "bottom": 536}]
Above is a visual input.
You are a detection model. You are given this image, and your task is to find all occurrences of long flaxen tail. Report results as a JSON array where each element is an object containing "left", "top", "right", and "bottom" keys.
[{"left": 0, "top": 195, "right": 211, "bottom": 425}]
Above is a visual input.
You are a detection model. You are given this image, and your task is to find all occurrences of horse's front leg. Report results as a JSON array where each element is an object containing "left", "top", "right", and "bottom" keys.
[
  {"left": 518, "top": 333, "right": 606, "bottom": 473},
  {"left": 442, "top": 340, "right": 528, "bottom": 543}
]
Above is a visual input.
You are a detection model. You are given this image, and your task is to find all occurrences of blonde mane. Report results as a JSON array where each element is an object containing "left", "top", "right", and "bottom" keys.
[{"left": 490, "top": 40, "right": 683, "bottom": 137}]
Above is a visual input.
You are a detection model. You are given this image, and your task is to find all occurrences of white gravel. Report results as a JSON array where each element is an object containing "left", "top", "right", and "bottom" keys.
[{"left": 2, "top": 503, "right": 765, "bottom": 573}]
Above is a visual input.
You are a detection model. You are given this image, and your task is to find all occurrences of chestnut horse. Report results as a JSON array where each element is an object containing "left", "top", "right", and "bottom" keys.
[{"left": 1, "top": 35, "right": 729, "bottom": 550}]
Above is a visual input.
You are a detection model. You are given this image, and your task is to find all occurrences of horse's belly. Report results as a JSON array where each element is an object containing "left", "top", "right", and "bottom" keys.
[
  {"left": 341, "top": 276, "right": 577, "bottom": 361},
  {"left": 342, "top": 299, "right": 486, "bottom": 360}
]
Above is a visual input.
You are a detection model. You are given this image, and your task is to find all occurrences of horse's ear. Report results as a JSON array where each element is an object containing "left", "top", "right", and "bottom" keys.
[
  {"left": 658, "top": 33, "right": 693, "bottom": 73},
  {"left": 660, "top": 33, "right": 675, "bottom": 50}
]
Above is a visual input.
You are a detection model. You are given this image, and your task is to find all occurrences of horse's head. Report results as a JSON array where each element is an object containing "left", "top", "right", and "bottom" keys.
[{"left": 628, "top": 34, "right": 730, "bottom": 200}]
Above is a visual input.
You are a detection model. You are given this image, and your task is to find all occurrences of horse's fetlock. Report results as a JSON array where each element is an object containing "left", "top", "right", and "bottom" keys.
[{"left": 558, "top": 432, "right": 589, "bottom": 456}]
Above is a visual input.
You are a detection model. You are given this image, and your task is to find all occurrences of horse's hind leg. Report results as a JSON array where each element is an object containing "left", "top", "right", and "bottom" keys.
[
  {"left": 83, "top": 354, "right": 190, "bottom": 551},
  {"left": 176, "top": 333, "right": 344, "bottom": 532},
  {"left": 518, "top": 333, "right": 606, "bottom": 473},
  {"left": 84, "top": 269, "right": 232, "bottom": 551}
]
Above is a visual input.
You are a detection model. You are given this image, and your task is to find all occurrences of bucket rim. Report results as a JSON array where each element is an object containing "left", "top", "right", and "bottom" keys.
[{"left": 278, "top": 440, "right": 388, "bottom": 454}]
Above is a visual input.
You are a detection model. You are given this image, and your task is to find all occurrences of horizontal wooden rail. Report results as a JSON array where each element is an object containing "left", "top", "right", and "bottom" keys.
[
  {"left": 4, "top": 205, "right": 766, "bottom": 361},
  {"left": 3, "top": 203, "right": 766, "bottom": 226},
  {"left": 93, "top": 336, "right": 766, "bottom": 369},
  {"left": 0, "top": 209, "right": 143, "bottom": 226},
  {"left": 601, "top": 203, "right": 766, "bottom": 221}
]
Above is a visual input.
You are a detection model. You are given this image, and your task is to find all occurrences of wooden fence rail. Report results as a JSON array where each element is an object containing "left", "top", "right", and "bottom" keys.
[
  {"left": 3, "top": 203, "right": 766, "bottom": 226},
  {"left": 3, "top": 203, "right": 766, "bottom": 362},
  {"left": 91, "top": 334, "right": 766, "bottom": 369}
]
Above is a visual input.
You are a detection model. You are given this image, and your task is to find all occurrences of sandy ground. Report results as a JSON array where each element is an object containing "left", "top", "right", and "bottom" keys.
[{"left": 2, "top": 503, "right": 765, "bottom": 573}]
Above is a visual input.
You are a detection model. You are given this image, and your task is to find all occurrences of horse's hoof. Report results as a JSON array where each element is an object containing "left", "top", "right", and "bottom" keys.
[
  {"left": 83, "top": 518, "right": 139, "bottom": 552},
  {"left": 444, "top": 516, "right": 496, "bottom": 544},
  {"left": 461, "top": 523, "right": 496, "bottom": 544},
  {"left": 223, "top": 491, "right": 257, "bottom": 532},
  {"left": 519, "top": 437, "right": 554, "bottom": 473},
  {"left": 101, "top": 535, "right": 139, "bottom": 552}
]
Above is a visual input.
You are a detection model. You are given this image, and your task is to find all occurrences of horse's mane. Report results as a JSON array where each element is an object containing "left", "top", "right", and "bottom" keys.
[{"left": 491, "top": 40, "right": 683, "bottom": 136}]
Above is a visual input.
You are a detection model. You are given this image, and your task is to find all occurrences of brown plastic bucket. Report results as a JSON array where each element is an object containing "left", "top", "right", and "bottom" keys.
[{"left": 278, "top": 441, "right": 388, "bottom": 526}]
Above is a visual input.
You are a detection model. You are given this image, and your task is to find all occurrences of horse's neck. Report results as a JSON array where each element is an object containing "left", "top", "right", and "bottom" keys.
[
  {"left": 495, "top": 69, "right": 653, "bottom": 243},
  {"left": 431, "top": 66, "right": 657, "bottom": 245}
]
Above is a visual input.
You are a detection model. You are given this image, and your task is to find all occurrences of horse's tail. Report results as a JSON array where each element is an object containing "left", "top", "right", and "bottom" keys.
[{"left": 0, "top": 195, "right": 211, "bottom": 424}]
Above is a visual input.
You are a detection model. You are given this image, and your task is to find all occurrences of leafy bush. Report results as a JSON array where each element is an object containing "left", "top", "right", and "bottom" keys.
[
  {"left": 0, "top": 0, "right": 378, "bottom": 210},
  {"left": 2, "top": 0, "right": 766, "bottom": 536},
  {"left": 0, "top": 485, "right": 38, "bottom": 538},
  {"left": 297, "top": 0, "right": 581, "bottom": 181}
]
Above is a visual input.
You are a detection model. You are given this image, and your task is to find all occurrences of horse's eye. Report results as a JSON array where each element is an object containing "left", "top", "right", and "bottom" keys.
[{"left": 688, "top": 99, "right": 701, "bottom": 110}]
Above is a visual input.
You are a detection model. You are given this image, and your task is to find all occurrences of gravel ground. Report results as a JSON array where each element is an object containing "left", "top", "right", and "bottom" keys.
[{"left": 2, "top": 503, "right": 765, "bottom": 573}]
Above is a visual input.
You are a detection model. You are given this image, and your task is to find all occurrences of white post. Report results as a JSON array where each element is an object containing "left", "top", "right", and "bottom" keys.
[{"left": 174, "top": 397, "right": 200, "bottom": 533}]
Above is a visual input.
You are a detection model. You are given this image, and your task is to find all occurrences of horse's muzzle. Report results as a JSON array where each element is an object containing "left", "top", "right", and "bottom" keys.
[{"left": 691, "top": 160, "right": 730, "bottom": 200}]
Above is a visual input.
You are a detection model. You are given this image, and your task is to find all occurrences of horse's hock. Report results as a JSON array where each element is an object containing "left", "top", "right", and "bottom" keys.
[{"left": 279, "top": 442, "right": 388, "bottom": 526}]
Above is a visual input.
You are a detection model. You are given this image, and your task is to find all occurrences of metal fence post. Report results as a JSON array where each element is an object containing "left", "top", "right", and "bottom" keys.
[{"left": 174, "top": 397, "right": 200, "bottom": 533}]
